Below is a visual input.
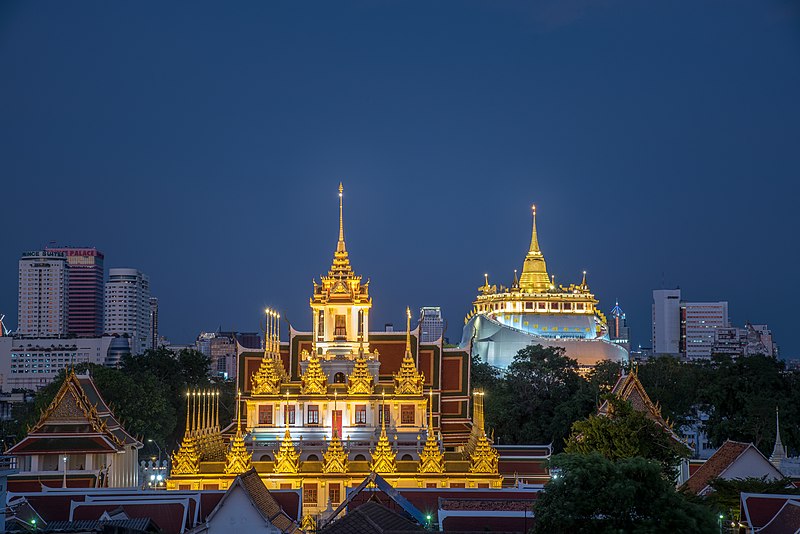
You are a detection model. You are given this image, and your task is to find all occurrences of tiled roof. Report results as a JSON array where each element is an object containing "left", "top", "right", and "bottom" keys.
[
  {"left": 741, "top": 493, "right": 800, "bottom": 532},
  {"left": 42, "top": 517, "right": 155, "bottom": 532},
  {"left": 683, "top": 440, "right": 751, "bottom": 495},
  {"left": 321, "top": 501, "right": 424, "bottom": 533},
  {"left": 438, "top": 499, "right": 534, "bottom": 511}
]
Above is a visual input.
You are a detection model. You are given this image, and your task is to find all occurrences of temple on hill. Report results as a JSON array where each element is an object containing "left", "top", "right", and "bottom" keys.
[
  {"left": 460, "top": 205, "right": 628, "bottom": 369},
  {"left": 167, "top": 185, "right": 550, "bottom": 518},
  {"left": 6, "top": 369, "right": 142, "bottom": 491}
]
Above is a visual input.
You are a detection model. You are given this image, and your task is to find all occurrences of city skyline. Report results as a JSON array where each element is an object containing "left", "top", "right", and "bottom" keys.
[{"left": 1, "top": 2, "right": 798, "bottom": 356}]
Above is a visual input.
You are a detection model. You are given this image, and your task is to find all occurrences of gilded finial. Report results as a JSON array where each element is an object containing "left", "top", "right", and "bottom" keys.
[{"left": 337, "top": 182, "right": 346, "bottom": 253}]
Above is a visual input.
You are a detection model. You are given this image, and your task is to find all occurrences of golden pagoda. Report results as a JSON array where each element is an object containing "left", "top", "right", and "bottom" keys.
[
  {"left": 468, "top": 390, "right": 499, "bottom": 474},
  {"left": 463, "top": 204, "right": 628, "bottom": 369},
  {"left": 370, "top": 400, "right": 397, "bottom": 474},
  {"left": 167, "top": 185, "right": 515, "bottom": 515},
  {"left": 418, "top": 392, "right": 445, "bottom": 474},
  {"left": 394, "top": 308, "right": 424, "bottom": 395},
  {"left": 224, "top": 392, "right": 252, "bottom": 475}
]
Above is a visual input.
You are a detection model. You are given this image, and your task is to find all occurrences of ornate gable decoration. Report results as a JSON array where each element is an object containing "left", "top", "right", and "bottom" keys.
[
  {"left": 394, "top": 308, "right": 424, "bottom": 396},
  {"left": 348, "top": 356, "right": 374, "bottom": 395},
  {"left": 301, "top": 353, "right": 328, "bottom": 395},
  {"left": 274, "top": 428, "right": 300, "bottom": 474},
  {"left": 323, "top": 432, "right": 348, "bottom": 474},
  {"left": 370, "top": 417, "right": 397, "bottom": 474},
  {"left": 172, "top": 435, "right": 200, "bottom": 475}
]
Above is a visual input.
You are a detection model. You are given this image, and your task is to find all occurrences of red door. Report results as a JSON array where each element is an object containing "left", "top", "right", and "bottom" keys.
[{"left": 332, "top": 410, "right": 343, "bottom": 438}]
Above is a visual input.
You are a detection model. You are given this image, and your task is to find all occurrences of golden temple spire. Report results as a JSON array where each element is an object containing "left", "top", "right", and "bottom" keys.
[
  {"left": 225, "top": 390, "right": 252, "bottom": 475},
  {"left": 370, "top": 393, "right": 397, "bottom": 473},
  {"left": 519, "top": 204, "right": 551, "bottom": 292},
  {"left": 468, "top": 390, "right": 499, "bottom": 474},
  {"left": 172, "top": 390, "right": 200, "bottom": 475},
  {"left": 394, "top": 307, "right": 424, "bottom": 395},
  {"left": 581, "top": 270, "right": 588, "bottom": 289},
  {"left": 301, "top": 354, "right": 328, "bottom": 395},
  {"left": 323, "top": 429, "right": 348, "bottom": 474},
  {"left": 338, "top": 182, "right": 345, "bottom": 253},
  {"left": 348, "top": 355, "right": 374, "bottom": 395},
  {"left": 418, "top": 390, "right": 445, "bottom": 474},
  {"left": 274, "top": 426, "right": 300, "bottom": 474}
]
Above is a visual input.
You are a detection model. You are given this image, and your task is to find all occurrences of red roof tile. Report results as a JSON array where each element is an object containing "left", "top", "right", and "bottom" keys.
[{"left": 683, "top": 441, "right": 750, "bottom": 495}]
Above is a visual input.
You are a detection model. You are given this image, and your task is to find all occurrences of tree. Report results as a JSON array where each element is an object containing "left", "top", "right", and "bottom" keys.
[
  {"left": 637, "top": 356, "right": 707, "bottom": 429},
  {"left": 491, "top": 345, "right": 593, "bottom": 450},
  {"left": 564, "top": 397, "right": 688, "bottom": 478},
  {"left": 533, "top": 453, "right": 716, "bottom": 533}
]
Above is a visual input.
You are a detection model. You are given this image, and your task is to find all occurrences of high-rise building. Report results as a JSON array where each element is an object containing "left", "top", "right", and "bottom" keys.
[
  {"left": 44, "top": 246, "right": 105, "bottom": 336},
  {"left": 608, "top": 301, "right": 631, "bottom": 352},
  {"left": 681, "top": 301, "right": 729, "bottom": 360},
  {"left": 419, "top": 306, "right": 445, "bottom": 343},
  {"left": 149, "top": 297, "right": 159, "bottom": 351},
  {"left": 652, "top": 289, "right": 729, "bottom": 360},
  {"left": 652, "top": 289, "right": 681, "bottom": 355},
  {"left": 17, "top": 251, "right": 68, "bottom": 337},
  {"left": 104, "top": 268, "right": 151, "bottom": 355}
]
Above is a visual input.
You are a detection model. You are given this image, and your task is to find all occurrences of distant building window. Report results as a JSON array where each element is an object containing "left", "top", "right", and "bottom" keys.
[
  {"left": 401, "top": 405, "right": 415, "bottom": 425},
  {"left": 355, "top": 404, "right": 367, "bottom": 425},
  {"left": 307, "top": 405, "right": 319, "bottom": 425},
  {"left": 258, "top": 405, "right": 273, "bottom": 425}
]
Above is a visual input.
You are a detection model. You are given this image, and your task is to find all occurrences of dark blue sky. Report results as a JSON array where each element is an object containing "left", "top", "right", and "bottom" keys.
[{"left": 2, "top": 1, "right": 799, "bottom": 356}]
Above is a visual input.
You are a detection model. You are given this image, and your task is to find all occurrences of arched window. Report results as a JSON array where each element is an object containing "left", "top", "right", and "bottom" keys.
[
  {"left": 333, "top": 372, "right": 346, "bottom": 384},
  {"left": 353, "top": 454, "right": 367, "bottom": 461},
  {"left": 306, "top": 454, "right": 320, "bottom": 461},
  {"left": 401, "top": 454, "right": 413, "bottom": 461},
  {"left": 259, "top": 454, "right": 272, "bottom": 462}
]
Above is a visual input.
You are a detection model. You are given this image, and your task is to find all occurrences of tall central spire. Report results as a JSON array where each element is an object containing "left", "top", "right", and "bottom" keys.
[
  {"left": 519, "top": 204, "right": 551, "bottom": 292},
  {"left": 337, "top": 182, "right": 346, "bottom": 253}
]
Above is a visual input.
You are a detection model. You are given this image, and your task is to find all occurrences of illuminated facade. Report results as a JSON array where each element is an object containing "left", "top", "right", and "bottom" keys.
[
  {"left": 461, "top": 206, "right": 628, "bottom": 369},
  {"left": 168, "top": 185, "right": 506, "bottom": 517}
]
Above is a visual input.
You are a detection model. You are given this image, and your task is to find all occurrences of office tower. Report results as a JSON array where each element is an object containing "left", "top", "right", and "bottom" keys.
[
  {"left": 652, "top": 289, "right": 729, "bottom": 359},
  {"left": 418, "top": 307, "right": 445, "bottom": 343},
  {"left": 652, "top": 289, "right": 682, "bottom": 355},
  {"left": 45, "top": 246, "right": 105, "bottom": 336},
  {"left": 149, "top": 297, "right": 159, "bottom": 351},
  {"left": 104, "top": 268, "right": 151, "bottom": 355},
  {"left": 681, "top": 301, "right": 729, "bottom": 360},
  {"left": 17, "top": 251, "right": 68, "bottom": 337}
]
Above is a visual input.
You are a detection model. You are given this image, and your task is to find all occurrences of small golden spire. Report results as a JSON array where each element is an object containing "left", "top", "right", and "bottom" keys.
[
  {"left": 224, "top": 390, "right": 252, "bottom": 475},
  {"left": 274, "top": 426, "right": 300, "bottom": 474},
  {"left": 405, "top": 306, "right": 412, "bottom": 354},
  {"left": 519, "top": 204, "right": 550, "bottom": 292},
  {"left": 301, "top": 354, "right": 327, "bottom": 395},
  {"left": 418, "top": 390, "right": 445, "bottom": 474},
  {"left": 529, "top": 204, "right": 540, "bottom": 254},
  {"left": 581, "top": 270, "right": 588, "bottom": 288},
  {"left": 370, "top": 397, "right": 397, "bottom": 474},
  {"left": 395, "top": 308, "right": 424, "bottom": 395}
]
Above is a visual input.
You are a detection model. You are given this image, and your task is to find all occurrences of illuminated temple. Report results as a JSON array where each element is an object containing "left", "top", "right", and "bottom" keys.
[
  {"left": 460, "top": 206, "right": 628, "bottom": 369},
  {"left": 167, "top": 185, "right": 548, "bottom": 518}
]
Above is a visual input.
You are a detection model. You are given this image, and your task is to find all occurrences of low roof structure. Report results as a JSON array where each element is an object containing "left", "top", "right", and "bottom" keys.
[
  {"left": 740, "top": 493, "right": 800, "bottom": 533},
  {"left": 683, "top": 440, "right": 785, "bottom": 496}
]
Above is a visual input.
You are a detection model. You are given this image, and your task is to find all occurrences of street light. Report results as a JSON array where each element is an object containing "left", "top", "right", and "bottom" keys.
[{"left": 147, "top": 439, "right": 163, "bottom": 465}]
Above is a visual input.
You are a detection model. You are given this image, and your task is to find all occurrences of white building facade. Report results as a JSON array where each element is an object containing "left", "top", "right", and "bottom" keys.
[
  {"left": 0, "top": 335, "right": 115, "bottom": 390},
  {"left": 17, "top": 251, "right": 69, "bottom": 337},
  {"left": 652, "top": 289, "right": 729, "bottom": 360},
  {"left": 652, "top": 289, "right": 681, "bottom": 355},
  {"left": 104, "top": 268, "right": 151, "bottom": 355}
]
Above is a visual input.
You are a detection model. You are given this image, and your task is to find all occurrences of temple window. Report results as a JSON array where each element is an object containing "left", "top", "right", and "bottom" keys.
[
  {"left": 355, "top": 404, "right": 367, "bottom": 425},
  {"left": 401, "top": 454, "right": 413, "bottom": 461},
  {"left": 329, "top": 483, "right": 341, "bottom": 504},
  {"left": 401, "top": 404, "right": 415, "bottom": 425},
  {"left": 576, "top": 303, "right": 584, "bottom": 310},
  {"left": 303, "top": 483, "right": 318, "bottom": 507},
  {"left": 259, "top": 454, "right": 272, "bottom": 461},
  {"left": 563, "top": 302, "right": 573, "bottom": 311},
  {"left": 378, "top": 405, "right": 390, "bottom": 425},
  {"left": 537, "top": 302, "right": 547, "bottom": 310},
  {"left": 317, "top": 311, "right": 324, "bottom": 341},
  {"left": 284, "top": 405, "right": 296, "bottom": 425},
  {"left": 334, "top": 314, "right": 347, "bottom": 339},
  {"left": 358, "top": 309, "right": 364, "bottom": 337},
  {"left": 258, "top": 405, "right": 273, "bottom": 425},
  {"left": 525, "top": 302, "right": 533, "bottom": 310},
  {"left": 307, "top": 405, "right": 319, "bottom": 425},
  {"left": 307, "top": 454, "right": 320, "bottom": 461},
  {"left": 333, "top": 372, "right": 346, "bottom": 384},
  {"left": 354, "top": 454, "right": 367, "bottom": 461}
]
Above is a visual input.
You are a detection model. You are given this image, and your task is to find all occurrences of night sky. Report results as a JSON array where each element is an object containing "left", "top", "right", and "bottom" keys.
[{"left": 1, "top": 2, "right": 799, "bottom": 356}]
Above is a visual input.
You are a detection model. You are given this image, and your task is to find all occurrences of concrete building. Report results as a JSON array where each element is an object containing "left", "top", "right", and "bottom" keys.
[
  {"left": 17, "top": 251, "right": 68, "bottom": 337},
  {"left": 652, "top": 289, "right": 681, "bottom": 355},
  {"left": 0, "top": 335, "right": 115, "bottom": 390},
  {"left": 104, "top": 268, "right": 151, "bottom": 355},
  {"left": 44, "top": 246, "right": 105, "bottom": 336},
  {"left": 652, "top": 289, "right": 729, "bottom": 360},
  {"left": 713, "top": 323, "right": 777, "bottom": 358},
  {"left": 418, "top": 307, "right": 445, "bottom": 343}
]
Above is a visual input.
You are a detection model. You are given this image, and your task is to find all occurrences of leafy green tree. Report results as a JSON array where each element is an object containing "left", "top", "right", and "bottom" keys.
[
  {"left": 637, "top": 356, "right": 708, "bottom": 429},
  {"left": 492, "top": 345, "right": 593, "bottom": 450},
  {"left": 565, "top": 397, "right": 688, "bottom": 478},
  {"left": 533, "top": 453, "right": 716, "bottom": 534}
]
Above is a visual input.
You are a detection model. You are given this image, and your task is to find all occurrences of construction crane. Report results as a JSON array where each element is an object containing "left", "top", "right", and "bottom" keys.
[{"left": 0, "top": 314, "right": 9, "bottom": 336}]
